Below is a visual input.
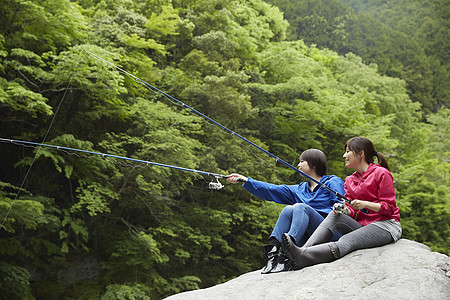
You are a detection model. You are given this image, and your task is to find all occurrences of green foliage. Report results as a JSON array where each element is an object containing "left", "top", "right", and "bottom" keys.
[
  {"left": 102, "top": 283, "right": 151, "bottom": 300},
  {"left": 0, "top": 0, "right": 86, "bottom": 51},
  {"left": 0, "top": 183, "right": 45, "bottom": 233},
  {"left": 72, "top": 183, "right": 115, "bottom": 216},
  {"left": 394, "top": 108, "right": 450, "bottom": 254},
  {"left": 397, "top": 178, "right": 449, "bottom": 255},
  {"left": 0, "top": 262, "right": 33, "bottom": 300},
  {"left": 269, "top": 0, "right": 449, "bottom": 113},
  {"left": 0, "top": 0, "right": 447, "bottom": 299},
  {"left": 0, "top": 59, "right": 52, "bottom": 117}
]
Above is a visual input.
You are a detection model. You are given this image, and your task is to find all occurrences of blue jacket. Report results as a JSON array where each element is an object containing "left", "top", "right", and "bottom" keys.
[{"left": 243, "top": 175, "right": 345, "bottom": 215}]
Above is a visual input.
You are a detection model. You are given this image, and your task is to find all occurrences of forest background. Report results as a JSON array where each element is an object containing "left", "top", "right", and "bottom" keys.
[{"left": 0, "top": 0, "right": 448, "bottom": 299}]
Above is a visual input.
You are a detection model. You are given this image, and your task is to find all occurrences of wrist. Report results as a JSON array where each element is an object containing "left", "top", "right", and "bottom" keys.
[{"left": 237, "top": 176, "right": 248, "bottom": 183}]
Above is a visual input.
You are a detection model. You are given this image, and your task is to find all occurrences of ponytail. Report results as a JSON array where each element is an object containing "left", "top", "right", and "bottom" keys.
[{"left": 374, "top": 151, "right": 390, "bottom": 171}]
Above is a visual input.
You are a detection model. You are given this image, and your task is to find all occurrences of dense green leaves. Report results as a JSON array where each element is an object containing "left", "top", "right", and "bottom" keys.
[
  {"left": 0, "top": 262, "right": 33, "bottom": 300},
  {"left": 0, "top": 0, "right": 447, "bottom": 299},
  {"left": 269, "top": 0, "right": 449, "bottom": 113}
]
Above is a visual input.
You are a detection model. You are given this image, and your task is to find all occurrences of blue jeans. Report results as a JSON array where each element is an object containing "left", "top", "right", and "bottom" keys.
[{"left": 270, "top": 203, "right": 339, "bottom": 246}]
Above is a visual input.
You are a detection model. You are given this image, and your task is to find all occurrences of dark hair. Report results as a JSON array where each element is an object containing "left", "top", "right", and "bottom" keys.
[
  {"left": 344, "top": 136, "right": 390, "bottom": 170},
  {"left": 300, "top": 149, "right": 328, "bottom": 176}
]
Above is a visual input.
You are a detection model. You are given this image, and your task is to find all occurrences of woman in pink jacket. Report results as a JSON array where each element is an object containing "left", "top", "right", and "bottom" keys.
[{"left": 282, "top": 136, "right": 402, "bottom": 270}]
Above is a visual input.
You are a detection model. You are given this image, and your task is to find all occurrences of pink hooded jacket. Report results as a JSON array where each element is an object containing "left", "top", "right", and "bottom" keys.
[{"left": 345, "top": 163, "right": 400, "bottom": 226}]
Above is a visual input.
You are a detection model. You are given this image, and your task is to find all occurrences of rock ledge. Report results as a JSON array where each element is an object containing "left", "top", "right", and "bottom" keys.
[{"left": 165, "top": 239, "right": 450, "bottom": 300}]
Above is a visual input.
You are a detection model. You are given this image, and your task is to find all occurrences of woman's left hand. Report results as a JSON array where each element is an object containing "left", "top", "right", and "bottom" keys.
[
  {"left": 350, "top": 199, "right": 381, "bottom": 212},
  {"left": 350, "top": 199, "right": 367, "bottom": 210}
]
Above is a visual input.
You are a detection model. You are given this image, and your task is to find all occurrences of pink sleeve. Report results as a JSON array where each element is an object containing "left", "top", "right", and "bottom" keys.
[{"left": 377, "top": 171, "right": 397, "bottom": 216}]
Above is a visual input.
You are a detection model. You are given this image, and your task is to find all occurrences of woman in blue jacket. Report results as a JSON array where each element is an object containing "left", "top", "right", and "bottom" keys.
[{"left": 227, "top": 149, "right": 344, "bottom": 273}]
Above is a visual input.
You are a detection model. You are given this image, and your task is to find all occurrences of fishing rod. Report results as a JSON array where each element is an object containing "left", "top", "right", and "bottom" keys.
[
  {"left": 0, "top": 138, "right": 226, "bottom": 190},
  {"left": 83, "top": 50, "right": 358, "bottom": 206}
]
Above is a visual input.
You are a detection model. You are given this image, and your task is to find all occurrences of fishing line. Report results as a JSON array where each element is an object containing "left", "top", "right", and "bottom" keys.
[
  {"left": 0, "top": 75, "right": 74, "bottom": 231},
  {"left": 0, "top": 138, "right": 227, "bottom": 189},
  {"left": 83, "top": 49, "right": 352, "bottom": 204}
]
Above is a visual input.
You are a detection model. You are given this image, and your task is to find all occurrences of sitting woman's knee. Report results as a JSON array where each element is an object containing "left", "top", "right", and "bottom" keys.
[
  {"left": 280, "top": 205, "right": 295, "bottom": 216},
  {"left": 293, "top": 203, "right": 311, "bottom": 213}
]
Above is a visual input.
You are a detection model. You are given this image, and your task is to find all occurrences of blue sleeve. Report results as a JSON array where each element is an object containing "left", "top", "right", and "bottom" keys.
[{"left": 242, "top": 178, "right": 297, "bottom": 205}]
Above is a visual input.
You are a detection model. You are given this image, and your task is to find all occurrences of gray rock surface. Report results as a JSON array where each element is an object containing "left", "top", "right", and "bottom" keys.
[{"left": 165, "top": 239, "right": 450, "bottom": 300}]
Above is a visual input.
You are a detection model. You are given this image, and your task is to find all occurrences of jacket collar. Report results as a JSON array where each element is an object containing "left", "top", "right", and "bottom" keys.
[{"left": 353, "top": 163, "right": 377, "bottom": 179}]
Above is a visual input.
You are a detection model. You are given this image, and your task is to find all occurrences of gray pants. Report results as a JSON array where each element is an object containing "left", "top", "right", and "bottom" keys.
[{"left": 320, "top": 213, "right": 394, "bottom": 257}]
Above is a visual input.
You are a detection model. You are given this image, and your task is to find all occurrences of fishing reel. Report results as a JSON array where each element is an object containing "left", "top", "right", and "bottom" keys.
[{"left": 208, "top": 177, "right": 224, "bottom": 190}]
